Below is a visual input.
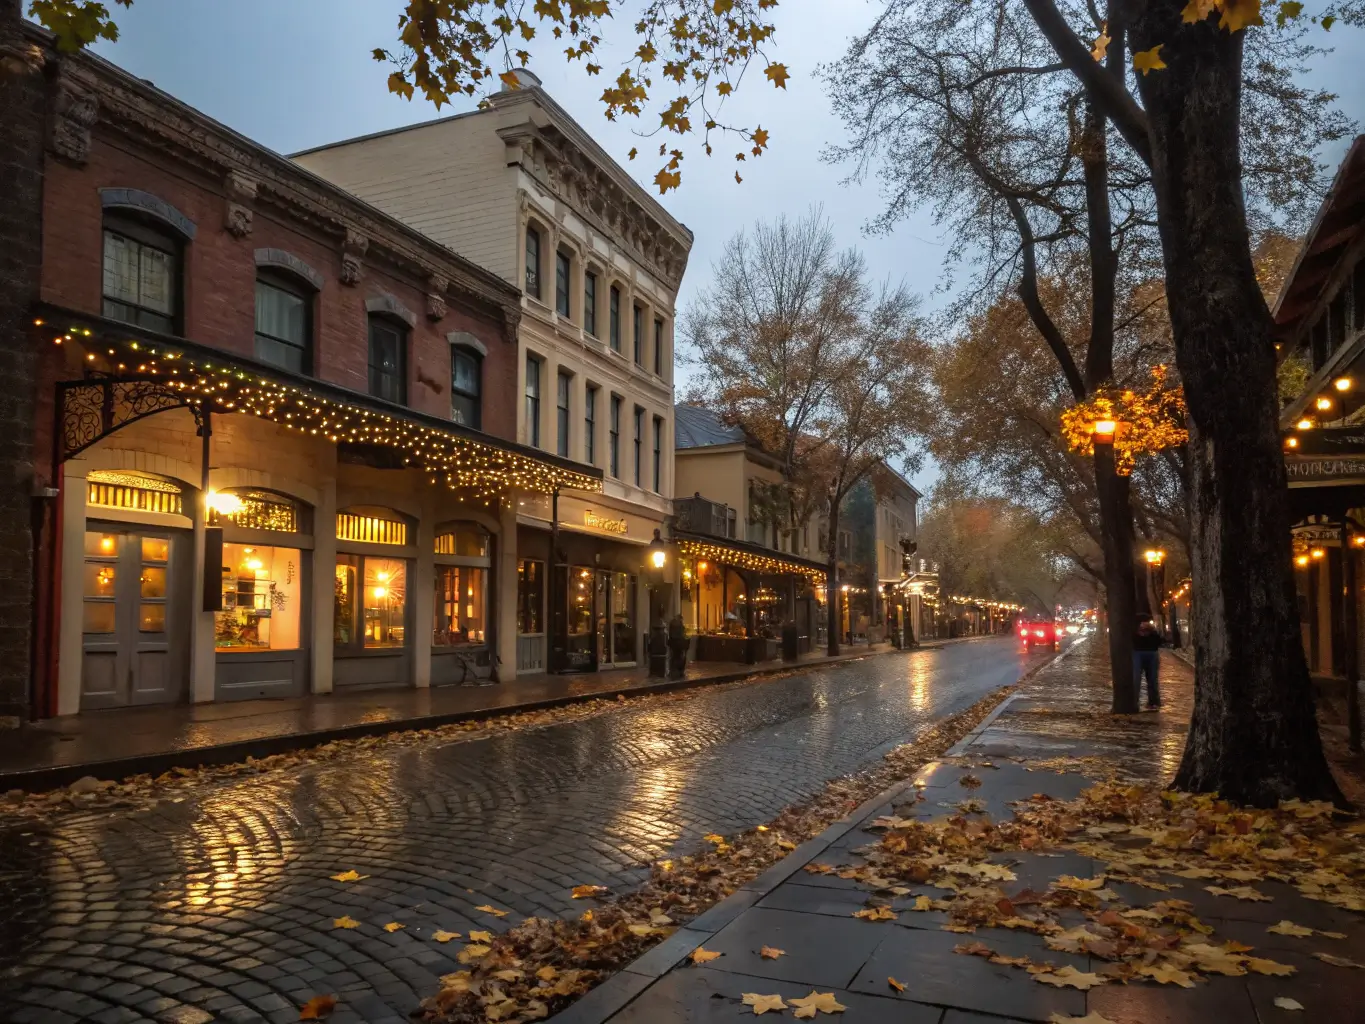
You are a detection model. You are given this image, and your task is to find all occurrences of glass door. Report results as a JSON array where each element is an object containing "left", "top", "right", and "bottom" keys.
[{"left": 595, "top": 570, "right": 612, "bottom": 667}]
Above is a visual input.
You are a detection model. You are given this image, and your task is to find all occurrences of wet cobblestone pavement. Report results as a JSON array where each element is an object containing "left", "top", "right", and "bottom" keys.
[{"left": 0, "top": 639, "right": 1038, "bottom": 1024}]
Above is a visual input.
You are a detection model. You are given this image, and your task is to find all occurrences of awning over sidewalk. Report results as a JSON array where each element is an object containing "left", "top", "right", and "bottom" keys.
[
  {"left": 674, "top": 530, "right": 827, "bottom": 583},
  {"left": 38, "top": 303, "right": 601, "bottom": 499}
]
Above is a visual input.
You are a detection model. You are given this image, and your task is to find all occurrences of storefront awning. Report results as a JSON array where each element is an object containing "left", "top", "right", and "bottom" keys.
[
  {"left": 38, "top": 304, "right": 601, "bottom": 500},
  {"left": 674, "top": 530, "right": 827, "bottom": 583}
]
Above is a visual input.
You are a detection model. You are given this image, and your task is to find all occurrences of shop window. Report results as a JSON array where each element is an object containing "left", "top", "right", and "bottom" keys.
[
  {"left": 555, "top": 250, "right": 571, "bottom": 317},
  {"left": 584, "top": 271, "right": 598, "bottom": 337},
  {"left": 102, "top": 216, "right": 179, "bottom": 334},
  {"left": 368, "top": 316, "right": 408, "bottom": 405},
  {"left": 208, "top": 489, "right": 299, "bottom": 532},
  {"left": 518, "top": 559, "right": 544, "bottom": 634},
  {"left": 216, "top": 543, "right": 302, "bottom": 651},
  {"left": 525, "top": 224, "right": 542, "bottom": 298},
  {"left": 433, "top": 566, "right": 487, "bottom": 645},
  {"left": 434, "top": 522, "right": 490, "bottom": 557},
  {"left": 254, "top": 272, "right": 313, "bottom": 374},
  {"left": 334, "top": 554, "right": 407, "bottom": 649},
  {"left": 82, "top": 531, "right": 119, "bottom": 633},
  {"left": 87, "top": 470, "right": 183, "bottom": 516},
  {"left": 336, "top": 509, "right": 408, "bottom": 545},
  {"left": 451, "top": 346, "right": 482, "bottom": 428}
]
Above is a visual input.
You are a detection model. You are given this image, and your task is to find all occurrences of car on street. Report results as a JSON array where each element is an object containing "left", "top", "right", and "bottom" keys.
[{"left": 1018, "top": 619, "right": 1060, "bottom": 651}]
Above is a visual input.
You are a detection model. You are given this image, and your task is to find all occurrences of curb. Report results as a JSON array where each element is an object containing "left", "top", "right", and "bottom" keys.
[
  {"left": 4, "top": 642, "right": 947, "bottom": 792},
  {"left": 546, "top": 637, "right": 1071, "bottom": 1023}
]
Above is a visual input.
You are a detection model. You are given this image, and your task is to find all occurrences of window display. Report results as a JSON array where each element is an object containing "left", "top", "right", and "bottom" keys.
[
  {"left": 433, "top": 566, "right": 486, "bottom": 645},
  {"left": 216, "top": 544, "right": 302, "bottom": 651},
  {"left": 518, "top": 559, "right": 544, "bottom": 634},
  {"left": 364, "top": 558, "right": 406, "bottom": 647}
]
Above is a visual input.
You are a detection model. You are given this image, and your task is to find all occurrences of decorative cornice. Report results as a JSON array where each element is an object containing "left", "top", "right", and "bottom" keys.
[
  {"left": 499, "top": 122, "right": 690, "bottom": 292},
  {"left": 223, "top": 170, "right": 258, "bottom": 238},
  {"left": 46, "top": 45, "right": 523, "bottom": 335},
  {"left": 254, "top": 247, "right": 324, "bottom": 290}
]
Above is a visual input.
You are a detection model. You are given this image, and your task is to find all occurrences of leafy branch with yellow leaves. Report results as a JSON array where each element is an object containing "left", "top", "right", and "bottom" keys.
[
  {"left": 1060, "top": 365, "right": 1188, "bottom": 476},
  {"left": 26, "top": 0, "right": 790, "bottom": 194}
]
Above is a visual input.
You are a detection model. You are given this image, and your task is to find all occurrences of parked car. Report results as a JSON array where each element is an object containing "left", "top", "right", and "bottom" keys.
[{"left": 1017, "top": 619, "right": 1060, "bottom": 651}]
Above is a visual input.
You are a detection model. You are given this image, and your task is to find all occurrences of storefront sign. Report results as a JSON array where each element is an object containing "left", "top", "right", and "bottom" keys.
[
  {"left": 584, "top": 510, "right": 628, "bottom": 534},
  {"left": 1286, "top": 456, "right": 1365, "bottom": 482}
]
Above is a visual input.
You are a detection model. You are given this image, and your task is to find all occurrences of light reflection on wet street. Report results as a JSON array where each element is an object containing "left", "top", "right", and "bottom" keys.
[{"left": 0, "top": 639, "right": 1039, "bottom": 1024}]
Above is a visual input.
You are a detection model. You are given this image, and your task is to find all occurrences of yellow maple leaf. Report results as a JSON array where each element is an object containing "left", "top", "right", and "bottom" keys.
[
  {"left": 742, "top": 993, "right": 787, "bottom": 1014},
  {"left": 1276, "top": 1, "right": 1304, "bottom": 27},
  {"left": 853, "top": 906, "right": 897, "bottom": 921},
  {"left": 1034, "top": 966, "right": 1108, "bottom": 990},
  {"left": 627, "top": 147, "right": 637, "bottom": 160},
  {"left": 456, "top": 943, "right": 491, "bottom": 963},
  {"left": 1132, "top": 46, "right": 1166, "bottom": 76},
  {"left": 1274, "top": 997, "right": 1306, "bottom": 1011},
  {"left": 1047, "top": 1013, "right": 1119, "bottom": 1024},
  {"left": 298, "top": 995, "right": 338, "bottom": 1020},
  {"left": 475, "top": 904, "right": 509, "bottom": 917},
  {"left": 431, "top": 930, "right": 460, "bottom": 943},
  {"left": 1091, "top": 24, "right": 1111, "bottom": 62},
  {"left": 703, "top": 833, "right": 725, "bottom": 843},
  {"left": 383, "top": 922, "right": 405, "bottom": 933},
  {"left": 690, "top": 946, "right": 723, "bottom": 963},
  {"left": 760, "top": 945, "right": 786, "bottom": 959},
  {"left": 332, "top": 916, "right": 360, "bottom": 930},
  {"left": 654, "top": 168, "right": 682, "bottom": 194},
  {"left": 788, "top": 991, "right": 847, "bottom": 1018},
  {"left": 1181, "top": 0, "right": 1218, "bottom": 22},
  {"left": 1054, "top": 874, "right": 1106, "bottom": 891},
  {"left": 1137, "top": 964, "right": 1195, "bottom": 987},
  {"left": 1219, "top": 0, "right": 1265, "bottom": 31},
  {"left": 469, "top": 930, "right": 493, "bottom": 942},
  {"left": 1245, "top": 957, "right": 1296, "bottom": 976},
  {"left": 888, "top": 976, "right": 906, "bottom": 992},
  {"left": 765, "top": 63, "right": 790, "bottom": 89},
  {"left": 571, "top": 884, "right": 609, "bottom": 899},
  {"left": 329, "top": 870, "right": 368, "bottom": 883},
  {"left": 1267, "top": 920, "right": 1314, "bottom": 937}
]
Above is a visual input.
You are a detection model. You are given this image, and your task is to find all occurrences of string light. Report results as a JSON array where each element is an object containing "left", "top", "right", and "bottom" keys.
[
  {"left": 60, "top": 324, "right": 600, "bottom": 502},
  {"left": 676, "top": 538, "right": 825, "bottom": 583}
]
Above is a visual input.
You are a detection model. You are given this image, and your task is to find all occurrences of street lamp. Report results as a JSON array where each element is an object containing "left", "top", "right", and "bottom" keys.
[
  {"left": 646, "top": 529, "right": 669, "bottom": 678},
  {"left": 1144, "top": 548, "right": 1165, "bottom": 564},
  {"left": 648, "top": 529, "right": 668, "bottom": 570}
]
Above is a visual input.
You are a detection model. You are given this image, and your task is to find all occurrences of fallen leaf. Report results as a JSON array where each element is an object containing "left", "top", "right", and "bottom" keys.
[
  {"left": 1033, "top": 966, "right": 1108, "bottom": 990},
  {"left": 887, "top": 976, "right": 906, "bottom": 992},
  {"left": 788, "top": 990, "right": 848, "bottom": 1018},
  {"left": 469, "top": 930, "right": 493, "bottom": 942},
  {"left": 456, "top": 943, "right": 491, "bottom": 963},
  {"left": 1054, "top": 874, "right": 1107, "bottom": 891},
  {"left": 571, "top": 884, "right": 609, "bottom": 899},
  {"left": 990, "top": 953, "right": 1033, "bottom": 967},
  {"left": 760, "top": 946, "right": 786, "bottom": 960},
  {"left": 1205, "top": 885, "right": 1271, "bottom": 902},
  {"left": 1138, "top": 964, "right": 1196, "bottom": 987},
  {"left": 1320, "top": 931, "right": 1347, "bottom": 940},
  {"left": 1047, "top": 1014, "right": 1119, "bottom": 1024},
  {"left": 1274, "top": 997, "right": 1305, "bottom": 1011},
  {"left": 332, "top": 916, "right": 360, "bottom": 930},
  {"left": 691, "top": 947, "right": 723, "bottom": 963},
  {"left": 536, "top": 966, "right": 558, "bottom": 981},
  {"left": 778, "top": 839, "right": 797, "bottom": 850},
  {"left": 431, "top": 930, "right": 460, "bottom": 943},
  {"left": 1267, "top": 920, "right": 1314, "bottom": 938},
  {"left": 475, "top": 904, "right": 509, "bottom": 917},
  {"left": 329, "top": 870, "right": 367, "bottom": 883},
  {"left": 742, "top": 992, "right": 788, "bottom": 1015},
  {"left": 960, "top": 773, "right": 983, "bottom": 789},
  {"left": 1313, "top": 952, "right": 1364, "bottom": 968},
  {"left": 703, "top": 833, "right": 725, "bottom": 843},
  {"left": 954, "top": 941, "right": 995, "bottom": 957},
  {"left": 853, "top": 906, "right": 897, "bottom": 922},
  {"left": 382, "top": 922, "right": 405, "bottom": 933},
  {"left": 298, "top": 995, "right": 337, "bottom": 1020}
]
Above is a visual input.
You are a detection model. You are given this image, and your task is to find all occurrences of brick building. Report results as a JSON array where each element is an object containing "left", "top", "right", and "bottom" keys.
[{"left": 2, "top": 15, "right": 599, "bottom": 723}]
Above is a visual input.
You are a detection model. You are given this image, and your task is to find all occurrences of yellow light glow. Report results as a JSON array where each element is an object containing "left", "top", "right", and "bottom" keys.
[
  {"left": 651, "top": 550, "right": 666, "bottom": 569},
  {"left": 1316, "top": 396, "right": 1333, "bottom": 411},
  {"left": 1092, "top": 419, "right": 1117, "bottom": 437},
  {"left": 1144, "top": 549, "right": 1165, "bottom": 564},
  {"left": 1296, "top": 418, "right": 1315, "bottom": 430},
  {"left": 1335, "top": 377, "right": 1352, "bottom": 392},
  {"left": 1295, "top": 554, "right": 1310, "bottom": 567},
  {"left": 372, "top": 586, "right": 388, "bottom": 599},
  {"left": 208, "top": 491, "right": 244, "bottom": 517},
  {"left": 99, "top": 536, "right": 115, "bottom": 553},
  {"left": 1311, "top": 547, "right": 1325, "bottom": 559},
  {"left": 1285, "top": 436, "right": 1299, "bottom": 448},
  {"left": 247, "top": 559, "right": 264, "bottom": 571},
  {"left": 377, "top": 571, "right": 389, "bottom": 582}
]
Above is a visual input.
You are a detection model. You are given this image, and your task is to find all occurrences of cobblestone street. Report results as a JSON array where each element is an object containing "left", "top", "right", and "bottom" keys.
[{"left": 0, "top": 639, "right": 1040, "bottom": 1024}]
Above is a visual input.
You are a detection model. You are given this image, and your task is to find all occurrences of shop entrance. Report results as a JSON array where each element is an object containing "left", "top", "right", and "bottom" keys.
[
  {"left": 80, "top": 526, "right": 187, "bottom": 709},
  {"left": 594, "top": 570, "right": 637, "bottom": 669}
]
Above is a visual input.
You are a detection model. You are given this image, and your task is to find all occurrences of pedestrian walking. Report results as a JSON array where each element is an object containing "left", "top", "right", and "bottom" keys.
[{"left": 1133, "top": 613, "right": 1163, "bottom": 710}]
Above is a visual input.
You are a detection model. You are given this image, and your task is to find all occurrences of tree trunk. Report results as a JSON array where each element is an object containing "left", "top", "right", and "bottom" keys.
[
  {"left": 826, "top": 500, "right": 841, "bottom": 657},
  {"left": 1130, "top": 5, "right": 1341, "bottom": 804},
  {"left": 1095, "top": 445, "right": 1139, "bottom": 713}
]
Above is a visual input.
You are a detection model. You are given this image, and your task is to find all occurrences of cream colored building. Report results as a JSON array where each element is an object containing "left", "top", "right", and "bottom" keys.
[{"left": 295, "top": 70, "right": 692, "bottom": 674}]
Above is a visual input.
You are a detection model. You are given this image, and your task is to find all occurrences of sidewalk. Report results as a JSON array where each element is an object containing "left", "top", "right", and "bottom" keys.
[
  {"left": 561, "top": 638, "right": 1363, "bottom": 1023},
  {"left": 0, "top": 642, "right": 933, "bottom": 791}
]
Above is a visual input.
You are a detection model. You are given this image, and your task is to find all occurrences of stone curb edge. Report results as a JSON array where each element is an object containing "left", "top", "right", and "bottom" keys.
[
  {"left": 547, "top": 638, "right": 1074, "bottom": 1023},
  {"left": 5, "top": 640, "right": 996, "bottom": 791}
]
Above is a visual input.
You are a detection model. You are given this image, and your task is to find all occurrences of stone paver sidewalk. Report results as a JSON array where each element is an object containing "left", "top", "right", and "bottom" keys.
[{"left": 567, "top": 639, "right": 1363, "bottom": 1024}]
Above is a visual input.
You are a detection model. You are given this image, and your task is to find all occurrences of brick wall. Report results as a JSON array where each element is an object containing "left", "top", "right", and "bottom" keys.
[
  {"left": 0, "top": 2, "right": 46, "bottom": 722},
  {"left": 40, "top": 128, "right": 517, "bottom": 441}
]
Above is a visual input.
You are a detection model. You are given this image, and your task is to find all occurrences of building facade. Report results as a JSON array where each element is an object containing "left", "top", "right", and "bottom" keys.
[
  {"left": 673, "top": 405, "right": 826, "bottom": 661},
  {"left": 294, "top": 70, "right": 691, "bottom": 675},
  {"left": 11, "top": 27, "right": 598, "bottom": 722}
]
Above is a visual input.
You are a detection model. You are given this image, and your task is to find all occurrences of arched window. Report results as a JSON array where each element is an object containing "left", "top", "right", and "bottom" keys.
[
  {"left": 207, "top": 488, "right": 301, "bottom": 532},
  {"left": 87, "top": 470, "right": 183, "bottom": 515},
  {"left": 451, "top": 346, "right": 482, "bottom": 428},
  {"left": 254, "top": 270, "right": 314, "bottom": 374},
  {"left": 102, "top": 215, "right": 180, "bottom": 334}
]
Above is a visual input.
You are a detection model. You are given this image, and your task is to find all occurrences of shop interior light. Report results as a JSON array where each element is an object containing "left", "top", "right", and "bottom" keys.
[{"left": 207, "top": 491, "right": 244, "bottom": 517}]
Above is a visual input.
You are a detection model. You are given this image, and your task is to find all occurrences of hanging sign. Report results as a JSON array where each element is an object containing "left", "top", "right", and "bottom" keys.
[{"left": 1286, "top": 456, "right": 1365, "bottom": 483}]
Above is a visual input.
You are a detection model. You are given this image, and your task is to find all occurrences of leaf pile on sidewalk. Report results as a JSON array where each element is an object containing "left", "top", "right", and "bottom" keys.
[
  {"left": 828, "top": 776, "right": 1363, "bottom": 992},
  {"left": 1, "top": 672, "right": 813, "bottom": 819},
  {"left": 409, "top": 686, "right": 1016, "bottom": 1024}
]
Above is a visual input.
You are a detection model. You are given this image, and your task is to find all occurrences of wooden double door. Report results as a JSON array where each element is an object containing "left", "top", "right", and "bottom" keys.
[{"left": 81, "top": 524, "right": 189, "bottom": 709}]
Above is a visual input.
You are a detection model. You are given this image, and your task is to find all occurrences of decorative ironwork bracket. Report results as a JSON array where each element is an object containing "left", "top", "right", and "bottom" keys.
[{"left": 54, "top": 376, "right": 204, "bottom": 469}]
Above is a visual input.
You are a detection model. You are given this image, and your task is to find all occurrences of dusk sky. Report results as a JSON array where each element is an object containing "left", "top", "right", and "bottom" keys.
[{"left": 88, "top": 0, "right": 1365, "bottom": 495}]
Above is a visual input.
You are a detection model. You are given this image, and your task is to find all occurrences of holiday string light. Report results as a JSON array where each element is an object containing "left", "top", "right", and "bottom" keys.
[
  {"left": 55, "top": 324, "right": 600, "bottom": 502},
  {"left": 1059, "top": 364, "right": 1188, "bottom": 475},
  {"left": 676, "top": 537, "right": 826, "bottom": 583}
]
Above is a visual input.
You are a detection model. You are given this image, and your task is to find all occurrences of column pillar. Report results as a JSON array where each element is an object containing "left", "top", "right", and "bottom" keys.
[
  {"left": 496, "top": 497, "right": 519, "bottom": 681},
  {"left": 188, "top": 478, "right": 215, "bottom": 703},
  {"left": 56, "top": 462, "right": 88, "bottom": 716},
  {"left": 311, "top": 475, "right": 337, "bottom": 694},
  {"left": 412, "top": 505, "right": 434, "bottom": 688}
]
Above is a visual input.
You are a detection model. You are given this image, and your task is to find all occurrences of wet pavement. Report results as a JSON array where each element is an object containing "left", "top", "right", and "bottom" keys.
[{"left": 0, "top": 637, "right": 1041, "bottom": 1024}]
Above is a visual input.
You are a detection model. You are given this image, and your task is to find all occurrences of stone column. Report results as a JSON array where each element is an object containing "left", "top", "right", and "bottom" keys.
[
  {"left": 188, "top": 481, "right": 215, "bottom": 703},
  {"left": 495, "top": 497, "right": 519, "bottom": 682},
  {"left": 311, "top": 475, "right": 337, "bottom": 694},
  {"left": 412, "top": 505, "right": 434, "bottom": 688},
  {"left": 56, "top": 462, "right": 88, "bottom": 716}
]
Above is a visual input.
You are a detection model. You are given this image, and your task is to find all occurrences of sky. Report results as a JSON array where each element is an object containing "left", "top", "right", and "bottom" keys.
[{"left": 88, "top": 0, "right": 1365, "bottom": 496}]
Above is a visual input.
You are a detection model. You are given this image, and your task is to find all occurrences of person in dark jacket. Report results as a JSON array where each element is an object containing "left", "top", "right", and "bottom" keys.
[{"left": 1133, "top": 613, "right": 1163, "bottom": 709}]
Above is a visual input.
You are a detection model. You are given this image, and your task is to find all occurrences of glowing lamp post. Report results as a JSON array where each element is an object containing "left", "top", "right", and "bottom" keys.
[{"left": 646, "top": 529, "right": 669, "bottom": 679}]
